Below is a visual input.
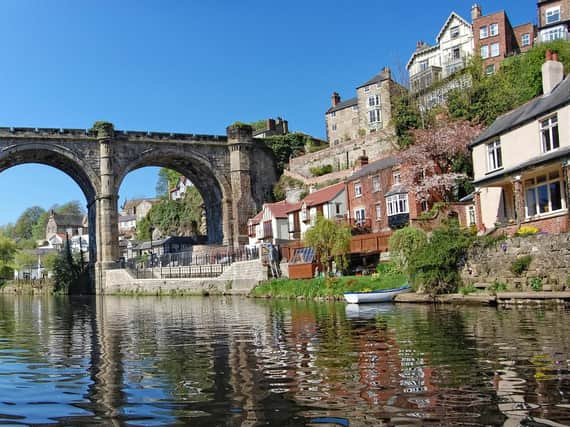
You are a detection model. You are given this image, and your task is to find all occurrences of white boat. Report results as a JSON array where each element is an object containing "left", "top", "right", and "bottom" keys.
[{"left": 343, "top": 285, "right": 411, "bottom": 304}]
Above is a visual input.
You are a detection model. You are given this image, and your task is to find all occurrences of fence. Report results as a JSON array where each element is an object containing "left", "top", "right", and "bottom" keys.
[{"left": 124, "top": 246, "right": 260, "bottom": 279}]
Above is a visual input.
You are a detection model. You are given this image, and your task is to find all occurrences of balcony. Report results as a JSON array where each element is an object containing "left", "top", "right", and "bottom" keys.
[{"left": 410, "top": 66, "right": 442, "bottom": 94}]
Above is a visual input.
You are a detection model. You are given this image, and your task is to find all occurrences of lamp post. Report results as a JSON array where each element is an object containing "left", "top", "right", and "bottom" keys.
[{"left": 149, "top": 226, "right": 155, "bottom": 274}]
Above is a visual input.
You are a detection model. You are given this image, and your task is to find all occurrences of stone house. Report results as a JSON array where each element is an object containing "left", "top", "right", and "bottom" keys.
[
  {"left": 470, "top": 51, "right": 569, "bottom": 234},
  {"left": 286, "top": 183, "right": 347, "bottom": 240},
  {"left": 407, "top": 11, "right": 474, "bottom": 108},
  {"left": 537, "top": 0, "right": 570, "bottom": 43},
  {"left": 252, "top": 117, "right": 288, "bottom": 138},
  {"left": 471, "top": 4, "right": 536, "bottom": 75},
  {"left": 121, "top": 198, "right": 159, "bottom": 222},
  {"left": 45, "top": 211, "right": 88, "bottom": 240},
  {"left": 247, "top": 200, "right": 298, "bottom": 246}
]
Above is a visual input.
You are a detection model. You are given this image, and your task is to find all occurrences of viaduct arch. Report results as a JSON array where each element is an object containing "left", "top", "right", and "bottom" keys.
[{"left": 0, "top": 123, "right": 278, "bottom": 292}]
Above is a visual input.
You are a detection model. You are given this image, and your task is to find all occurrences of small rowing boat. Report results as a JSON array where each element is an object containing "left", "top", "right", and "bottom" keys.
[{"left": 343, "top": 285, "right": 411, "bottom": 304}]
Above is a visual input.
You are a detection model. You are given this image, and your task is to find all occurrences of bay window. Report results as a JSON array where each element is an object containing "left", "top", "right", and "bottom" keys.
[
  {"left": 525, "top": 171, "right": 565, "bottom": 217},
  {"left": 386, "top": 194, "right": 409, "bottom": 216}
]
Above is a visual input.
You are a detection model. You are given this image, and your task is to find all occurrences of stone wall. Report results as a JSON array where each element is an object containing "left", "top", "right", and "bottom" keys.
[{"left": 461, "top": 233, "right": 570, "bottom": 291}]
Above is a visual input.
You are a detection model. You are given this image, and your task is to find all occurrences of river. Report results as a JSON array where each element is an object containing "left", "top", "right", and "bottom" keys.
[{"left": 0, "top": 295, "right": 568, "bottom": 426}]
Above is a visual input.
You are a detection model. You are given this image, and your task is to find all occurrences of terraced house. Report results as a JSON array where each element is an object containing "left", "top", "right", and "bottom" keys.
[{"left": 470, "top": 51, "right": 570, "bottom": 234}]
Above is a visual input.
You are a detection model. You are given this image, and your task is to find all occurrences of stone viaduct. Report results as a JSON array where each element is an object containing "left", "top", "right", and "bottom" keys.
[{"left": 0, "top": 122, "right": 278, "bottom": 291}]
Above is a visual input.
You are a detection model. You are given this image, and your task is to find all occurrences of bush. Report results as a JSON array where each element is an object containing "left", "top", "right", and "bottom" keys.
[
  {"left": 459, "top": 283, "right": 477, "bottom": 295},
  {"left": 489, "top": 281, "right": 507, "bottom": 293},
  {"left": 510, "top": 255, "right": 532, "bottom": 276},
  {"left": 530, "top": 277, "right": 543, "bottom": 291},
  {"left": 389, "top": 227, "right": 428, "bottom": 273},
  {"left": 309, "top": 164, "right": 333, "bottom": 177},
  {"left": 515, "top": 226, "right": 539, "bottom": 237}
]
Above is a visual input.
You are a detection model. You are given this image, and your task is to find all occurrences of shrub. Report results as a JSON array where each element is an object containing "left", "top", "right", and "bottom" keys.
[
  {"left": 510, "top": 255, "right": 532, "bottom": 276},
  {"left": 530, "top": 277, "right": 543, "bottom": 291},
  {"left": 515, "top": 226, "right": 539, "bottom": 237},
  {"left": 309, "top": 164, "right": 333, "bottom": 177},
  {"left": 389, "top": 227, "right": 428, "bottom": 274},
  {"left": 459, "top": 283, "right": 477, "bottom": 295},
  {"left": 489, "top": 281, "right": 507, "bottom": 293}
]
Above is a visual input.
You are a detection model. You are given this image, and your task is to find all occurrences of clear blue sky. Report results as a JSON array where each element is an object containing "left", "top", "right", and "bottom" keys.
[{"left": 0, "top": 0, "right": 536, "bottom": 225}]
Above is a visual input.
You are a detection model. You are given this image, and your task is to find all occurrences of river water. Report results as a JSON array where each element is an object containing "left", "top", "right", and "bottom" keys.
[{"left": 0, "top": 296, "right": 569, "bottom": 426}]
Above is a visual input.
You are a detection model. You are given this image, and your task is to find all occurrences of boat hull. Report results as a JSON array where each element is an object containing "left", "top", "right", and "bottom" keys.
[{"left": 343, "top": 285, "right": 411, "bottom": 304}]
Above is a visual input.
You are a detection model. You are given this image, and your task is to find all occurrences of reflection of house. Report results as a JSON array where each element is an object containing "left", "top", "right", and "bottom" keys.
[
  {"left": 471, "top": 4, "right": 535, "bottom": 75},
  {"left": 169, "top": 176, "right": 193, "bottom": 201},
  {"left": 121, "top": 198, "right": 159, "bottom": 222},
  {"left": 470, "top": 51, "right": 569, "bottom": 234},
  {"left": 247, "top": 201, "right": 298, "bottom": 246},
  {"left": 45, "top": 211, "right": 88, "bottom": 240},
  {"left": 537, "top": 0, "right": 570, "bottom": 43},
  {"left": 286, "top": 182, "right": 347, "bottom": 240}
]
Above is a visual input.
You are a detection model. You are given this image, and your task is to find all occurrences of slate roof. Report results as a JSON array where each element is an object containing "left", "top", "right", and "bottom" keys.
[
  {"left": 356, "top": 70, "right": 391, "bottom": 89},
  {"left": 287, "top": 183, "right": 345, "bottom": 213},
  {"left": 52, "top": 213, "right": 86, "bottom": 228},
  {"left": 326, "top": 97, "right": 358, "bottom": 114},
  {"left": 385, "top": 184, "right": 408, "bottom": 197},
  {"left": 470, "top": 75, "right": 570, "bottom": 148},
  {"left": 347, "top": 156, "right": 399, "bottom": 181}
]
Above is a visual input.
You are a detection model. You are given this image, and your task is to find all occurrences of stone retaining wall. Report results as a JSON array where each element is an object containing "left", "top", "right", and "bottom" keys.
[{"left": 461, "top": 233, "right": 570, "bottom": 291}]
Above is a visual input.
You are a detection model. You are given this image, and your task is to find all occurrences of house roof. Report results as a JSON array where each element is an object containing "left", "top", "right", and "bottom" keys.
[
  {"left": 267, "top": 200, "right": 296, "bottom": 219},
  {"left": 248, "top": 210, "right": 263, "bottom": 225},
  {"left": 385, "top": 184, "right": 408, "bottom": 197},
  {"left": 347, "top": 155, "right": 399, "bottom": 181},
  {"left": 356, "top": 69, "right": 391, "bottom": 89},
  {"left": 470, "top": 75, "right": 570, "bottom": 147},
  {"left": 289, "top": 183, "right": 345, "bottom": 212},
  {"left": 119, "top": 214, "right": 136, "bottom": 222},
  {"left": 436, "top": 11, "right": 471, "bottom": 43},
  {"left": 122, "top": 198, "right": 160, "bottom": 211},
  {"left": 406, "top": 43, "right": 440, "bottom": 70},
  {"left": 326, "top": 97, "right": 358, "bottom": 114},
  {"left": 51, "top": 213, "right": 86, "bottom": 228}
]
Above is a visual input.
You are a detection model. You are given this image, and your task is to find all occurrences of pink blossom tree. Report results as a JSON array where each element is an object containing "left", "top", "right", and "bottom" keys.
[{"left": 400, "top": 119, "right": 483, "bottom": 202}]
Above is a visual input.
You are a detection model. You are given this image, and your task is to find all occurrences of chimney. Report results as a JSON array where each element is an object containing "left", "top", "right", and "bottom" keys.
[
  {"left": 542, "top": 49, "right": 564, "bottom": 95},
  {"left": 471, "top": 4, "right": 482, "bottom": 21},
  {"left": 382, "top": 66, "right": 391, "bottom": 80},
  {"left": 356, "top": 150, "right": 369, "bottom": 168},
  {"left": 282, "top": 119, "right": 289, "bottom": 134},
  {"left": 331, "top": 92, "right": 341, "bottom": 107},
  {"left": 266, "top": 118, "right": 276, "bottom": 131}
]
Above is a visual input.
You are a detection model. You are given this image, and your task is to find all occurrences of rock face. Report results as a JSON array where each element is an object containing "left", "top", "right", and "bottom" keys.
[
  {"left": 461, "top": 233, "right": 570, "bottom": 291},
  {"left": 0, "top": 124, "right": 278, "bottom": 291}
]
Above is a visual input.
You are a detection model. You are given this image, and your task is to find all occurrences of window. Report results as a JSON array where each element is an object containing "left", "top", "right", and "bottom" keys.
[
  {"left": 468, "top": 206, "right": 476, "bottom": 226},
  {"left": 393, "top": 169, "right": 401, "bottom": 184},
  {"left": 490, "top": 42, "right": 500, "bottom": 57},
  {"left": 452, "top": 47, "right": 461, "bottom": 60},
  {"left": 450, "top": 25, "right": 460, "bottom": 38},
  {"left": 489, "top": 23, "right": 499, "bottom": 36},
  {"left": 386, "top": 194, "right": 409, "bottom": 216},
  {"left": 421, "top": 200, "right": 429, "bottom": 212},
  {"left": 331, "top": 123, "right": 337, "bottom": 131},
  {"left": 481, "top": 45, "right": 489, "bottom": 59},
  {"left": 525, "top": 171, "right": 564, "bottom": 217},
  {"left": 354, "top": 208, "right": 366, "bottom": 225},
  {"left": 480, "top": 26, "right": 488, "bottom": 39},
  {"left": 364, "top": 86, "right": 370, "bottom": 93},
  {"left": 487, "top": 139, "right": 502, "bottom": 171},
  {"left": 368, "top": 95, "right": 380, "bottom": 107},
  {"left": 485, "top": 64, "right": 496, "bottom": 75},
  {"left": 330, "top": 111, "right": 336, "bottom": 118},
  {"left": 354, "top": 181, "right": 362, "bottom": 197},
  {"left": 372, "top": 175, "right": 381, "bottom": 192},
  {"left": 540, "top": 115, "right": 559, "bottom": 153},
  {"left": 375, "top": 203, "right": 382, "bottom": 220},
  {"left": 541, "top": 26, "right": 565, "bottom": 42},
  {"left": 546, "top": 7, "right": 561, "bottom": 24},
  {"left": 521, "top": 33, "right": 530, "bottom": 47},
  {"left": 333, "top": 139, "right": 340, "bottom": 145},
  {"left": 368, "top": 109, "right": 381, "bottom": 123},
  {"left": 419, "top": 60, "right": 428, "bottom": 71}
]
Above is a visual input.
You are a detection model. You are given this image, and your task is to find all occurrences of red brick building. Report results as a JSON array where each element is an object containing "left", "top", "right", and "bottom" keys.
[{"left": 471, "top": 4, "right": 536, "bottom": 75}]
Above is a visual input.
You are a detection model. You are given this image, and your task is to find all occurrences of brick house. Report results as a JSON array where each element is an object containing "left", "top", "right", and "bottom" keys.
[
  {"left": 470, "top": 51, "right": 569, "bottom": 234},
  {"left": 537, "top": 0, "right": 570, "bottom": 43},
  {"left": 471, "top": 4, "right": 536, "bottom": 75}
]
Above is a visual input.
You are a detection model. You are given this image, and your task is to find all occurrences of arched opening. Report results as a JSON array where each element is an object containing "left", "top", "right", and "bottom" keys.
[
  {"left": 0, "top": 158, "right": 95, "bottom": 282},
  {"left": 117, "top": 157, "right": 228, "bottom": 263}
]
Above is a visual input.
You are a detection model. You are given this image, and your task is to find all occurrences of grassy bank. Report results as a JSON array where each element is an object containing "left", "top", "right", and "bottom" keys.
[{"left": 251, "top": 273, "right": 407, "bottom": 299}]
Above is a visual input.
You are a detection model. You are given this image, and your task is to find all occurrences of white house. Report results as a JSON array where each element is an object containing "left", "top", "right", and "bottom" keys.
[
  {"left": 169, "top": 176, "right": 194, "bottom": 201},
  {"left": 247, "top": 201, "right": 298, "bottom": 246}
]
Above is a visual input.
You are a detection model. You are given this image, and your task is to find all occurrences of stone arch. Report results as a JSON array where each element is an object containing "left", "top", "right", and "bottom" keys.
[
  {"left": 0, "top": 142, "right": 100, "bottom": 263},
  {"left": 116, "top": 149, "right": 232, "bottom": 244}
]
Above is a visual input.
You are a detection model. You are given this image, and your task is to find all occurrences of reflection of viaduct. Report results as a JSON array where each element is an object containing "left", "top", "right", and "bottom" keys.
[{"left": 0, "top": 123, "right": 277, "bottom": 291}]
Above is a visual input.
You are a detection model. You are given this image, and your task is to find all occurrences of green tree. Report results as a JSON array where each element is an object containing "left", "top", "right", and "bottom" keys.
[
  {"left": 156, "top": 168, "right": 182, "bottom": 197},
  {"left": 14, "top": 250, "right": 37, "bottom": 271},
  {"left": 389, "top": 227, "right": 428, "bottom": 275},
  {"left": 13, "top": 206, "right": 45, "bottom": 241},
  {"left": 263, "top": 132, "right": 311, "bottom": 172},
  {"left": 304, "top": 215, "right": 351, "bottom": 276},
  {"left": 0, "top": 236, "right": 17, "bottom": 280},
  {"left": 53, "top": 201, "right": 84, "bottom": 216}
]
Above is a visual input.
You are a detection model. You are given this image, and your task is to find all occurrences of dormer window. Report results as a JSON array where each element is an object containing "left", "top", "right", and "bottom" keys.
[{"left": 450, "top": 25, "right": 460, "bottom": 38}]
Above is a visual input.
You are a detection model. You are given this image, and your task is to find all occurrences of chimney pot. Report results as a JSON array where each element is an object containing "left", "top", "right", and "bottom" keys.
[
  {"left": 331, "top": 92, "right": 341, "bottom": 107},
  {"left": 471, "top": 3, "right": 482, "bottom": 21}
]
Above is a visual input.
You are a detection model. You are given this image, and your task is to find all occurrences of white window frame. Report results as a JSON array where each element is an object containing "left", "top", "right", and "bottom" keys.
[
  {"left": 368, "top": 95, "right": 380, "bottom": 107},
  {"left": 375, "top": 203, "right": 382, "bottom": 221},
  {"left": 419, "top": 60, "right": 428, "bottom": 71},
  {"left": 468, "top": 206, "right": 476, "bottom": 226},
  {"left": 393, "top": 169, "right": 401, "bottom": 184},
  {"left": 364, "top": 86, "right": 370, "bottom": 93},
  {"left": 541, "top": 26, "right": 565, "bottom": 42},
  {"left": 489, "top": 23, "right": 499, "bottom": 36},
  {"left": 368, "top": 109, "right": 381, "bottom": 124},
  {"left": 546, "top": 6, "right": 561, "bottom": 24},
  {"left": 524, "top": 171, "right": 566, "bottom": 218},
  {"left": 481, "top": 45, "right": 489, "bottom": 59},
  {"left": 386, "top": 194, "right": 409, "bottom": 216},
  {"left": 521, "top": 33, "right": 530, "bottom": 47},
  {"left": 485, "top": 64, "right": 496, "bottom": 75},
  {"left": 490, "top": 42, "right": 500, "bottom": 57},
  {"left": 450, "top": 25, "right": 460, "bottom": 38},
  {"left": 354, "top": 181, "right": 362, "bottom": 197},
  {"left": 330, "top": 111, "right": 336, "bottom": 118},
  {"left": 540, "top": 115, "right": 559, "bottom": 153},
  {"left": 372, "top": 175, "right": 381, "bottom": 192},
  {"left": 487, "top": 139, "right": 502, "bottom": 172},
  {"left": 354, "top": 207, "right": 366, "bottom": 225},
  {"left": 480, "top": 26, "right": 488, "bottom": 39},
  {"left": 331, "top": 123, "right": 337, "bottom": 132}
]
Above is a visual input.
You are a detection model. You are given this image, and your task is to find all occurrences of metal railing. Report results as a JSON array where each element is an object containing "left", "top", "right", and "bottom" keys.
[{"left": 124, "top": 246, "right": 260, "bottom": 279}]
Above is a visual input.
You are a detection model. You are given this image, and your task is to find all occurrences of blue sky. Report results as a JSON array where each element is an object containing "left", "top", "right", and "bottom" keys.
[{"left": 0, "top": 0, "right": 535, "bottom": 225}]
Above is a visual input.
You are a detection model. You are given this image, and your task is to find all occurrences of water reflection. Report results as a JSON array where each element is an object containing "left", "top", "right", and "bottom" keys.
[{"left": 0, "top": 296, "right": 568, "bottom": 425}]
